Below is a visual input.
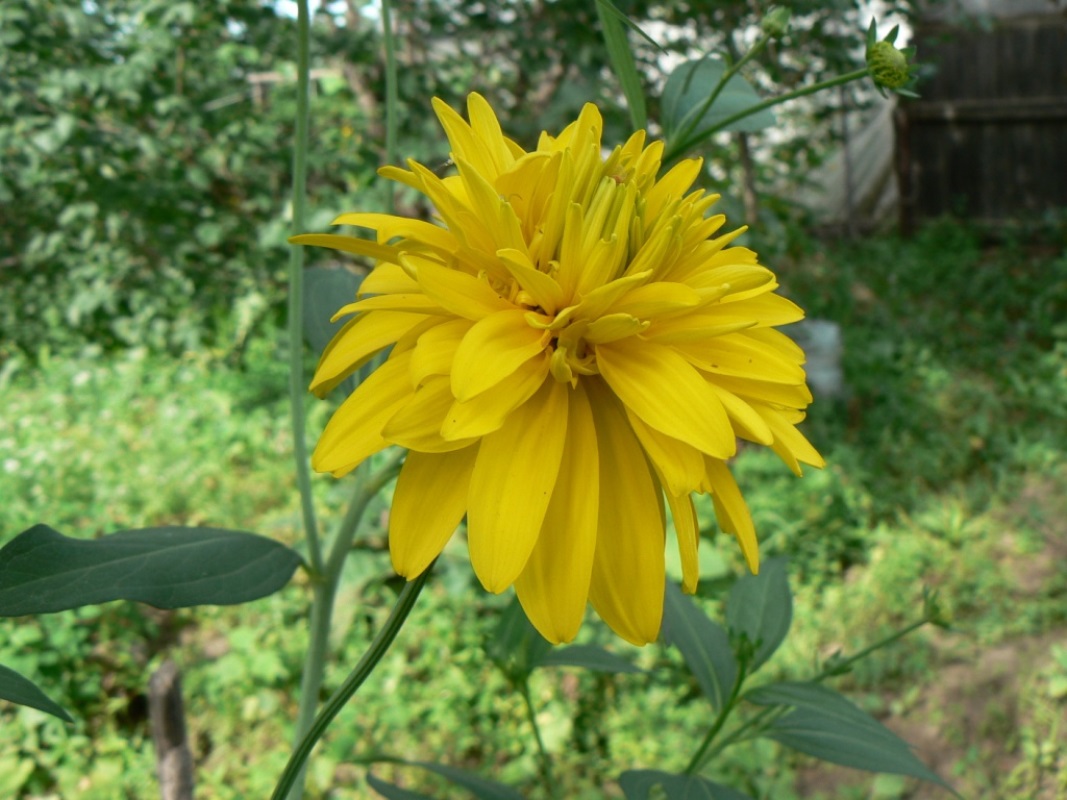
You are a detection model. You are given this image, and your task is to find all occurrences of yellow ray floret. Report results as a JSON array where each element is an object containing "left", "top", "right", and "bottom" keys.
[{"left": 295, "top": 93, "right": 824, "bottom": 645}]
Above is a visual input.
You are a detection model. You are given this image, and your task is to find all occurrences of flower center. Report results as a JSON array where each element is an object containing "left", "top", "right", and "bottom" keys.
[{"left": 548, "top": 320, "right": 598, "bottom": 385}]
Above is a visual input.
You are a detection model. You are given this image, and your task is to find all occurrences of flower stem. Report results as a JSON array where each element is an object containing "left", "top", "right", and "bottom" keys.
[
  {"left": 684, "top": 660, "right": 747, "bottom": 775},
  {"left": 286, "top": 0, "right": 322, "bottom": 576},
  {"left": 273, "top": 565, "right": 434, "bottom": 800},
  {"left": 284, "top": 453, "right": 403, "bottom": 800},
  {"left": 672, "top": 33, "right": 771, "bottom": 153},
  {"left": 519, "top": 680, "right": 559, "bottom": 800},
  {"left": 381, "top": 0, "right": 399, "bottom": 213},
  {"left": 663, "top": 67, "right": 871, "bottom": 166}
]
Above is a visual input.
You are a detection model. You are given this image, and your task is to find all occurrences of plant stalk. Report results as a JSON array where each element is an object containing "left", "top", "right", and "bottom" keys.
[
  {"left": 663, "top": 68, "right": 871, "bottom": 166},
  {"left": 286, "top": 0, "right": 322, "bottom": 576},
  {"left": 273, "top": 565, "right": 434, "bottom": 800},
  {"left": 519, "top": 681, "right": 559, "bottom": 799}
]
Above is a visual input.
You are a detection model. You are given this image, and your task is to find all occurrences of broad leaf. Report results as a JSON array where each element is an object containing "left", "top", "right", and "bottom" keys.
[
  {"left": 725, "top": 557, "right": 791, "bottom": 671},
  {"left": 367, "top": 773, "right": 435, "bottom": 800},
  {"left": 661, "top": 581, "right": 737, "bottom": 713},
  {"left": 535, "top": 644, "right": 641, "bottom": 674},
  {"left": 0, "top": 524, "right": 303, "bottom": 614},
  {"left": 662, "top": 58, "right": 775, "bottom": 140},
  {"left": 485, "top": 596, "right": 551, "bottom": 684},
  {"left": 746, "top": 682, "right": 954, "bottom": 792},
  {"left": 0, "top": 663, "right": 72, "bottom": 722},
  {"left": 619, "top": 769, "right": 753, "bottom": 800},
  {"left": 303, "top": 265, "right": 364, "bottom": 357}
]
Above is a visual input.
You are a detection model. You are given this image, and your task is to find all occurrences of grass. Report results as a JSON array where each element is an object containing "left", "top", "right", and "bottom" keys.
[{"left": 1, "top": 225, "right": 1065, "bottom": 798}]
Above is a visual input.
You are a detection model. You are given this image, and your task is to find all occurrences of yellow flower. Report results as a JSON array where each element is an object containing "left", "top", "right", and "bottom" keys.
[{"left": 294, "top": 94, "right": 823, "bottom": 645}]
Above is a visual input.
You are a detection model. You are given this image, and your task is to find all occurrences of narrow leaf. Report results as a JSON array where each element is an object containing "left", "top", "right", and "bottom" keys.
[
  {"left": 591, "top": 0, "right": 665, "bottom": 53},
  {"left": 747, "top": 682, "right": 955, "bottom": 792},
  {"left": 535, "top": 644, "right": 642, "bottom": 674},
  {"left": 0, "top": 664, "right": 72, "bottom": 722},
  {"left": 594, "top": 0, "right": 647, "bottom": 130},
  {"left": 662, "top": 58, "right": 774, "bottom": 139},
  {"left": 303, "top": 266, "right": 364, "bottom": 357},
  {"left": 661, "top": 581, "right": 737, "bottom": 713},
  {"left": 725, "top": 557, "right": 791, "bottom": 671},
  {"left": 0, "top": 524, "right": 303, "bottom": 614},
  {"left": 367, "top": 773, "right": 435, "bottom": 800},
  {"left": 619, "top": 769, "right": 754, "bottom": 800},
  {"left": 411, "top": 762, "right": 523, "bottom": 800}
]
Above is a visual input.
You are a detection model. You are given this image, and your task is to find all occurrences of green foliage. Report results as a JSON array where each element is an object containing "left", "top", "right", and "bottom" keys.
[
  {"left": 0, "top": 524, "right": 301, "bottom": 615},
  {"left": 0, "top": 664, "right": 72, "bottom": 723}
]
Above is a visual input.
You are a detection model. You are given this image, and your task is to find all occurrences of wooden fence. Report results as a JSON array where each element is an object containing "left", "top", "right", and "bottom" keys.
[{"left": 896, "top": 9, "right": 1067, "bottom": 232}]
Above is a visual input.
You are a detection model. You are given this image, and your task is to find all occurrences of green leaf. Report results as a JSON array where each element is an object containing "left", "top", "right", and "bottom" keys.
[
  {"left": 0, "top": 663, "right": 73, "bottom": 722},
  {"left": 303, "top": 266, "right": 363, "bottom": 357},
  {"left": 662, "top": 58, "right": 775, "bottom": 140},
  {"left": 590, "top": 0, "right": 665, "bottom": 54},
  {"left": 367, "top": 773, "right": 435, "bottom": 800},
  {"left": 484, "top": 595, "right": 551, "bottom": 684},
  {"left": 746, "top": 682, "right": 955, "bottom": 792},
  {"left": 725, "top": 556, "right": 791, "bottom": 671},
  {"left": 593, "top": 0, "right": 647, "bottom": 130},
  {"left": 386, "top": 761, "right": 522, "bottom": 800},
  {"left": 0, "top": 524, "right": 303, "bottom": 614},
  {"left": 661, "top": 581, "right": 737, "bottom": 713},
  {"left": 535, "top": 644, "right": 642, "bottom": 674},
  {"left": 619, "top": 769, "right": 754, "bottom": 799}
]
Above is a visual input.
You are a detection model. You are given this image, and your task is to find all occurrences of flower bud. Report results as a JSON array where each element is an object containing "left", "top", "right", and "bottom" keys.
[
  {"left": 866, "top": 40, "right": 910, "bottom": 90},
  {"left": 761, "top": 6, "right": 791, "bottom": 39}
]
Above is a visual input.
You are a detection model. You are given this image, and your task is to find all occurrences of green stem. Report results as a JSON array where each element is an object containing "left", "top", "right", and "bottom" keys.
[
  {"left": 286, "top": 0, "right": 322, "bottom": 576},
  {"left": 285, "top": 453, "right": 404, "bottom": 800},
  {"left": 381, "top": 0, "right": 399, "bottom": 213},
  {"left": 272, "top": 565, "right": 434, "bottom": 800},
  {"left": 672, "top": 34, "right": 771, "bottom": 153},
  {"left": 690, "top": 616, "right": 933, "bottom": 773},
  {"left": 663, "top": 68, "right": 871, "bottom": 166},
  {"left": 684, "top": 661, "right": 748, "bottom": 775},
  {"left": 519, "top": 681, "right": 559, "bottom": 800}
]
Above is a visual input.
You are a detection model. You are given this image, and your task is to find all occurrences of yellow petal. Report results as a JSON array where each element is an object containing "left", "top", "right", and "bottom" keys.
[
  {"left": 611, "top": 282, "right": 701, "bottom": 319},
  {"left": 675, "top": 332, "right": 807, "bottom": 385},
  {"left": 390, "top": 446, "right": 479, "bottom": 577},
  {"left": 310, "top": 311, "right": 425, "bottom": 397},
  {"left": 704, "top": 458, "right": 759, "bottom": 574},
  {"left": 442, "top": 352, "right": 550, "bottom": 440},
  {"left": 665, "top": 489, "right": 699, "bottom": 594},
  {"left": 451, "top": 309, "right": 549, "bottom": 402},
  {"left": 707, "top": 382, "right": 774, "bottom": 445},
  {"left": 312, "top": 352, "right": 415, "bottom": 476},
  {"left": 514, "top": 383, "right": 599, "bottom": 644},
  {"left": 332, "top": 212, "right": 458, "bottom": 254},
  {"left": 335, "top": 293, "right": 444, "bottom": 315},
  {"left": 409, "top": 318, "right": 472, "bottom": 386},
  {"left": 585, "top": 379, "right": 665, "bottom": 646},
  {"left": 382, "top": 375, "right": 476, "bottom": 453},
  {"left": 289, "top": 233, "right": 398, "bottom": 263},
  {"left": 407, "top": 255, "right": 512, "bottom": 320},
  {"left": 466, "top": 379, "right": 569, "bottom": 593},
  {"left": 583, "top": 313, "right": 649, "bottom": 345},
  {"left": 755, "top": 403, "right": 825, "bottom": 475},
  {"left": 625, "top": 411, "right": 706, "bottom": 496},
  {"left": 467, "top": 92, "right": 516, "bottom": 175},
  {"left": 497, "top": 248, "right": 565, "bottom": 314},
  {"left": 432, "top": 96, "right": 499, "bottom": 179},
  {"left": 597, "top": 341, "right": 736, "bottom": 459},
  {"left": 358, "top": 262, "right": 420, "bottom": 297}
]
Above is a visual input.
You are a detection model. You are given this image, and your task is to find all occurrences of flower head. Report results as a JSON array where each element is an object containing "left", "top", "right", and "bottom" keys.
[{"left": 294, "top": 94, "right": 823, "bottom": 645}]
